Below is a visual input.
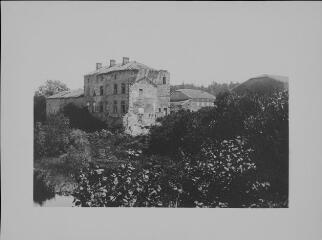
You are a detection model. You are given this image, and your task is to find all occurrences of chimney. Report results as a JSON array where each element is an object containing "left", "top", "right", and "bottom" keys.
[
  {"left": 122, "top": 57, "right": 129, "bottom": 65},
  {"left": 110, "top": 59, "right": 116, "bottom": 67},
  {"left": 96, "top": 63, "right": 102, "bottom": 70}
]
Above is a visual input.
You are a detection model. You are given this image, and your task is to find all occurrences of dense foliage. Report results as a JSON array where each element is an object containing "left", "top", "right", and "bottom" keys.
[
  {"left": 171, "top": 81, "right": 240, "bottom": 97},
  {"left": 33, "top": 78, "right": 288, "bottom": 207},
  {"left": 34, "top": 114, "right": 71, "bottom": 158},
  {"left": 72, "top": 89, "right": 288, "bottom": 207},
  {"left": 35, "top": 80, "right": 69, "bottom": 97},
  {"left": 34, "top": 169, "right": 55, "bottom": 204},
  {"left": 73, "top": 137, "right": 286, "bottom": 207}
]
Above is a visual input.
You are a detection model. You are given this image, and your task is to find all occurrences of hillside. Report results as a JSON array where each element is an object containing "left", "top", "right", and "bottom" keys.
[{"left": 232, "top": 75, "right": 289, "bottom": 95}]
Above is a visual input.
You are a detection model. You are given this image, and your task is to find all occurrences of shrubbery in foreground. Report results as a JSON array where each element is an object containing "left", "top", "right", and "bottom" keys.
[{"left": 73, "top": 137, "right": 287, "bottom": 207}]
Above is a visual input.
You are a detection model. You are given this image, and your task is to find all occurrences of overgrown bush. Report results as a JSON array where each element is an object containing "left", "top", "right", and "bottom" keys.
[
  {"left": 73, "top": 137, "right": 286, "bottom": 207},
  {"left": 34, "top": 169, "right": 55, "bottom": 204},
  {"left": 59, "top": 129, "right": 91, "bottom": 176},
  {"left": 34, "top": 113, "right": 71, "bottom": 158}
]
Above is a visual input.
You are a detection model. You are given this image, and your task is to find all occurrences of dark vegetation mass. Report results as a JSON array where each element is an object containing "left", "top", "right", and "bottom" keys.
[{"left": 34, "top": 80, "right": 288, "bottom": 207}]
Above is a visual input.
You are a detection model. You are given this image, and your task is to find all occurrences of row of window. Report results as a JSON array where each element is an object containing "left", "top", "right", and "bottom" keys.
[
  {"left": 89, "top": 74, "right": 167, "bottom": 85},
  {"left": 90, "top": 83, "right": 127, "bottom": 97},
  {"left": 87, "top": 100, "right": 127, "bottom": 114},
  {"left": 87, "top": 76, "right": 167, "bottom": 97},
  {"left": 196, "top": 102, "right": 214, "bottom": 107}
]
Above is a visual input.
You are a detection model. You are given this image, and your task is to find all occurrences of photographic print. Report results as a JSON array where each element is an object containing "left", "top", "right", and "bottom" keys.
[{"left": 31, "top": 3, "right": 290, "bottom": 208}]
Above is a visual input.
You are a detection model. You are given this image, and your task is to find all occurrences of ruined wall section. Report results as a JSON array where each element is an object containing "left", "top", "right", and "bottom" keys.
[{"left": 124, "top": 79, "right": 158, "bottom": 136}]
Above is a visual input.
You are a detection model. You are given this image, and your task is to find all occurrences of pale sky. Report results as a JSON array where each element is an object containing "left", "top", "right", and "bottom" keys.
[{"left": 2, "top": 2, "right": 322, "bottom": 90}]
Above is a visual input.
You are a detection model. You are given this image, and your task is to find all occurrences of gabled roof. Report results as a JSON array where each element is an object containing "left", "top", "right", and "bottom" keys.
[
  {"left": 171, "top": 89, "right": 216, "bottom": 102},
  {"left": 47, "top": 89, "right": 84, "bottom": 99},
  {"left": 85, "top": 61, "right": 156, "bottom": 76}
]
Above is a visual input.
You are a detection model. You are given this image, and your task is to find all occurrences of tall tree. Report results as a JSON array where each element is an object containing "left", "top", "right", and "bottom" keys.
[
  {"left": 34, "top": 80, "right": 69, "bottom": 123},
  {"left": 35, "top": 80, "right": 69, "bottom": 97}
]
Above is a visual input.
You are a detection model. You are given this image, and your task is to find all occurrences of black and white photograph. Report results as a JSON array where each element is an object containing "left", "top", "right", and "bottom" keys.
[{"left": 2, "top": 1, "right": 322, "bottom": 240}]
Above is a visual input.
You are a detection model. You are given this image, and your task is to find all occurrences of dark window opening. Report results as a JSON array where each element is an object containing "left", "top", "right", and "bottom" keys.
[
  {"left": 163, "top": 77, "right": 166, "bottom": 84},
  {"left": 100, "top": 86, "right": 104, "bottom": 96},
  {"left": 113, "top": 101, "right": 117, "bottom": 113},
  {"left": 121, "top": 101, "right": 126, "bottom": 114},
  {"left": 159, "top": 108, "right": 161, "bottom": 112},
  {"left": 114, "top": 84, "right": 118, "bottom": 94},
  {"left": 164, "top": 108, "right": 168, "bottom": 115},
  {"left": 121, "top": 83, "right": 126, "bottom": 94}
]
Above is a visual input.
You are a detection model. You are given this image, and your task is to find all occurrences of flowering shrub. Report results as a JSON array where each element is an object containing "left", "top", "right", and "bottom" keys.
[{"left": 73, "top": 137, "right": 280, "bottom": 207}]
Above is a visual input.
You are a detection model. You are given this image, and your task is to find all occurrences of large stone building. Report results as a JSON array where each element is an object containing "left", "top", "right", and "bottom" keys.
[
  {"left": 170, "top": 89, "right": 216, "bottom": 112},
  {"left": 83, "top": 57, "right": 170, "bottom": 135}
]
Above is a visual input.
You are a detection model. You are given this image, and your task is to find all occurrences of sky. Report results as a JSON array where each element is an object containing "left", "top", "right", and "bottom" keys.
[{"left": 2, "top": 2, "right": 322, "bottom": 90}]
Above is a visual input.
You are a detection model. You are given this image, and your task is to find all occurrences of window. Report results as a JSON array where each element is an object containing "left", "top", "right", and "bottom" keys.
[
  {"left": 159, "top": 108, "right": 161, "bottom": 113},
  {"left": 93, "top": 90, "right": 96, "bottom": 97},
  {"left": 139, "top": 89, "right": 143, "bottom": 96},
  {"left": 164, "top": 108, "right": 168, "bottom": 115},
  {"left": 105, "top": 85, "right": 109, "bottom": 95},
  {"left": 86, "top": 102, "right": 90, "bottom": 111},
  {"left": 114, "top": 84, "right": 118, "bottom": 94},
  {"left": 100, "top": 86, "right": 104, "bottom": 96},
  {"left": 121, "top": 83, "right": 126, "bottom": 94},
  {"left": 114, "top": 74, "right": 117, "bottom": 80},
  {"left": 113, "top": 100, "right": 118, "bottom": 113},
  {"left": 163, "top": 77, "right": 166, "bottom": 84},
  {"left": 99, "top": 102, "right": 103, "bottom": 112},
  {"left": 105, "top": 101, "right": 109, "bottom": 111},
  {"left": 121, "top": 101, "right": 126, "bottom": 114}
]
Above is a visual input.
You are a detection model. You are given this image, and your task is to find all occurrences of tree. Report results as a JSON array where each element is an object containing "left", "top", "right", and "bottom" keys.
[
  {"left": 35, "top": 80, "right": 69, "bottom": 97},
  {"left": 34, "top": 80, "right": 69, "bottom": 124},
  {"left": 34, "top": 95, "right": 47, "bottom": 123}
]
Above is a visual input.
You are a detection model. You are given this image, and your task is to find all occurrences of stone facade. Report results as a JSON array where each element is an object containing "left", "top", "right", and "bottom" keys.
[{"left": 84, "top": 58, "right": 170, "bottom": 135}]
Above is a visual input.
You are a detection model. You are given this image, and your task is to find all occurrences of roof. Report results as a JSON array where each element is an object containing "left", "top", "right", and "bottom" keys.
[
  {"left": 85, "top": 61, "right": 157, "bottom": 76},
  {"left": 171, "top": 89, "right": 216, "bottom": 102},
  {"left": 170, "top": 99, "right": 191, "bottom": 106},
  {"left": 47, "top": 89, "right": 84, "bottom": 99}
]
